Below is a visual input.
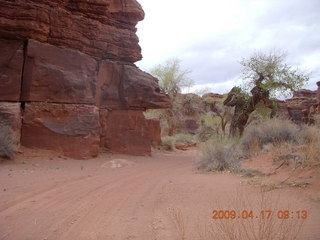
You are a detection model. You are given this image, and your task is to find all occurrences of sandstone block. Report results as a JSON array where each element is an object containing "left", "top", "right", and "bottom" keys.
[
  {"left": 100, "top": 110, "right": 151, "bottom": 155},
  {"left": 21, "top": 40, "right": 98, "bottom": 104},
  {"left": 21, "top": 103, "right": 100, "bottom": 159},
  {"left": 97, "top": 61, "right": 170, "bottom": 110},
  {"left": 0, "top": 39, "right": 24, "bottom": 101}
]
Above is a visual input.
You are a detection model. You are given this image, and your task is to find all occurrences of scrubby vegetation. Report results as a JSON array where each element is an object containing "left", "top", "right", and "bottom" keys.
[
  {"left": 198, "top": 117, "right": 320, "bottom": 173},
  {"left": 0, "top": 121, "right": 16, "bottom": 160},
  {"left": 169, "top": 192, "right": 304, "bottom": 240},
  {"left": 198, "top": 136, "right": 242, "bottom": 172}
]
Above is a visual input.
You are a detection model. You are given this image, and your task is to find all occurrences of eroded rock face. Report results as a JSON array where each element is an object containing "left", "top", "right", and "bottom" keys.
[
  {"left": 97, "top": 61, "right": 170, "bottom": 110},
  {"left": 0, "top": 0, "right": 170, "bottom": 158},
  {"left": 0, "top": 39, "right": 24, "bottom": 101},
  {"left": 21, "top": 103, "right": 100, "bottom": 159},
  {"left": 0, "top": 0, "right": 143, "bottom": 62},
  {"left": 21, "top": 40, "right": 98, "bottom": 104}
]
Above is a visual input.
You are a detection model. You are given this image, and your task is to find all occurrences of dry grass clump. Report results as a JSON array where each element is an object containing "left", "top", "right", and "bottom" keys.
[
  {"left": 168, "top": 192, "right": 304, "bottom": 240},
  {"left": 206, "top": 192, "right": 304, "bottom": 240},
  {"left": 161, "top": 136, "right": 175, "bottom": 150},
  {"left": 198, "top": 136, "right": 243, "bottom": 172},
  {"left": 199, "top": 118, "right": 320, "bottom": 173},
  {"left": 241, "top": 119, "right": 298, "bottom": 156},
  {"left": 168, "top": 208, "right": 189, "bottom": 240},
  {"left": 161, "top": 134, "right": 196, "bottom": 151},
  {"left": 295, "top": 125, "right": 320, "bottom": 165},
  {"left": 0, "top": 121, "right": 16, "bottom": 160},
  {"left": 241, "top": 118, "right": 320, "bottom": 166}
]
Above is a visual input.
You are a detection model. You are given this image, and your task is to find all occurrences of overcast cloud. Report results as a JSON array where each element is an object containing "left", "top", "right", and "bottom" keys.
[{"left": 136, "top": 0, "right": 320, "bottom": 94}]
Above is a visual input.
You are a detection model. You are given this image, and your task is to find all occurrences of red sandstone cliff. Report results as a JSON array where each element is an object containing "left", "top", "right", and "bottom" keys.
[{"left": 0, "top": 0, "right": 170, "bottom": 159}]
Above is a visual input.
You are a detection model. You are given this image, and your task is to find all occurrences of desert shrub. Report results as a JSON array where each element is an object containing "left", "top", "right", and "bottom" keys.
[
  {"left": 168, "top": 193, "right": 303, "bottom": 240},
  {"left": 206, "top": 192, "right": 304, "bottom": 240},
  {"left": 295, "top": 125, "right": 320, "bottom": 165},
  {"left": 241, "top": 118, "right": 298, "bottom": 155},
  {"left": 174, "top": 133, "right": 195, "bottom": 144},
  {"left": 199, "top": 136, "right": 243, "bottom": 172},
  {"left": 0, "top": 121, "right": 16, "bottom": 160},
  {"left": 161, "top": 134, "right": 196, "bottom": 151},
  {"left": 196, "top": 125, "right": 214, "bottom": 142},
  {"left": 161, "top": 136, "right": 175, "bottom": 150}
]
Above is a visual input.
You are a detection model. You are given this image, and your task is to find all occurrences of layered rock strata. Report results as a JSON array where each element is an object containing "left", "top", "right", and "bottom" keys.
[{"left": 0, "top": 0, "right": 170, "bottom": 159}]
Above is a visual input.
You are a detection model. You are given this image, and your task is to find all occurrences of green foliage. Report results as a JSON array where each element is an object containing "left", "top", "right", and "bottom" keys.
[
  {"left": 240, "top": 50, "right": 309, "bottom": 97},
  {"left": 150, "top": 58, "right": 194, "bottom": 98},
  {"left": 149, "top": 58, "right": 194, "bottom": 136}
]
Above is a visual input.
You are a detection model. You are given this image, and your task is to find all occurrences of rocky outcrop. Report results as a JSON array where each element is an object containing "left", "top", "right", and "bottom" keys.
[
  {"left": 202, "top": 93, "right": 224, "bottom": 99},
  {"left": 97, "top": 61, "right": 170, "bottom": 110},
  {"left": 0, "top": 0, "right": 170, "bottom": 159},
  {"left": 285, "top": 89, "right": 317, "bottom": 123}
]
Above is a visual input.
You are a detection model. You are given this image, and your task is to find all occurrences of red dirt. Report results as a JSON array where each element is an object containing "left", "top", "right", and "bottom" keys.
[{"left": 1, "top": 148, "right": 319, "bottom": 240}]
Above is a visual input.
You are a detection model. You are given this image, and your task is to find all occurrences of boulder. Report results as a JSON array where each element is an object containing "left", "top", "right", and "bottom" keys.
[
  {"left": 21, "top": 103, "right": 100, "bottom": 159},
  {"left": 0, "top": 102, "right": 21, "bottom": 158},
  {"left": 97, "top": 61, "right": 170, "bottom": 110},
  {"left": 0, "top": 39, "right": 24, "bottom": 101},
  {"left": 100, "top": 110, "right": 151, "bottom": 155},
  {"left": 21, "top": 40, "right": 98, "bottom": 104}
]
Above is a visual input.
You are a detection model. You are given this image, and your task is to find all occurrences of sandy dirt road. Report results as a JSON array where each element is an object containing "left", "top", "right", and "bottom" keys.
[{"left": 0, "top": 149, "right": 319, "bottom": 240}]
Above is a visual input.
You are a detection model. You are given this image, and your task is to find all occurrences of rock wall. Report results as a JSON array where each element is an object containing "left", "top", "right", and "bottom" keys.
[{"left": 0, "top": 0, "right": 170, "bottom": 159}]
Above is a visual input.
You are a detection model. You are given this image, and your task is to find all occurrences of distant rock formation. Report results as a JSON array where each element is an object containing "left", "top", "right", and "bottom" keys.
[
  {"left": 285, "top": 88, "right": 317, "bottom": 124},
  {"left": 0, "top": 0, "right": 170, "bottom": 159}
]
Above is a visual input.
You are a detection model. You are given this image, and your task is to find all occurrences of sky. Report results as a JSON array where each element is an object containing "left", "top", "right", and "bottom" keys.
[{"left": 135, "top": 0, "right": 320, "bottom": 94}]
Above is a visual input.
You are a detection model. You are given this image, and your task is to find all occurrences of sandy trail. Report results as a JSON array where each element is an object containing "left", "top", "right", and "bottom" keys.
[{"left": 0, "top": 149, "right": 319, "bottom": 240}]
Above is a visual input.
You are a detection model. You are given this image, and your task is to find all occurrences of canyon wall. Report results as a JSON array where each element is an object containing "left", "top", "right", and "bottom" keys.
[{"left": 0, "top": 0, "right": 170, "bottom": 159}]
